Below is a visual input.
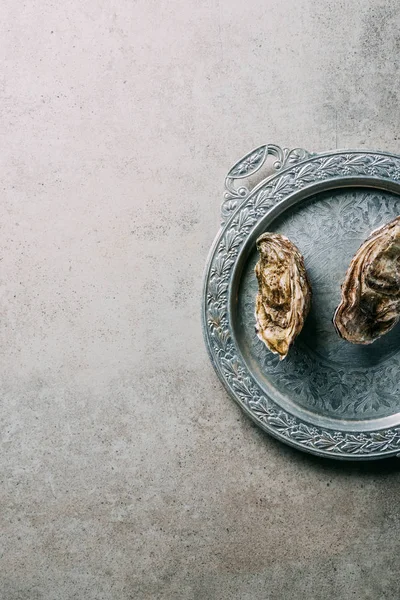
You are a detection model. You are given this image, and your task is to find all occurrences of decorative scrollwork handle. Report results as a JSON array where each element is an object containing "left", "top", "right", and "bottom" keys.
[{"left": 221, "top": 144, "right": 314, "bottom": 225}]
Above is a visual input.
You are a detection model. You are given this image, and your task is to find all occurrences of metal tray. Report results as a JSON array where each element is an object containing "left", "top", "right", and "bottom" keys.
[{"left": 202, "top": 145, "right": 400, "bottom": 460}]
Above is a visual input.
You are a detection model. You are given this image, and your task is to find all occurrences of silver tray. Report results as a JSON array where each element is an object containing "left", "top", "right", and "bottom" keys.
[{"left": 202, "top": 144, "right": 400, "bottom": 460}]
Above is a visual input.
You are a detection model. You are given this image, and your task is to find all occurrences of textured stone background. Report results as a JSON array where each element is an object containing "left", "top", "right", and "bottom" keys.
[{"left": 1, "top": 1, "right": 400, "bottom": 598}]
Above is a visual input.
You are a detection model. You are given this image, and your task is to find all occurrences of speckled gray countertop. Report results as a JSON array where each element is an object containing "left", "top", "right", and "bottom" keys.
[{"left": 1, "top": 1, "right": 399, "bottom": 598}]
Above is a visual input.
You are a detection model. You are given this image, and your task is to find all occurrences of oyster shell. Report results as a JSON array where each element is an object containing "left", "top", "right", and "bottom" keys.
[
  {"left": 334, "top": 216, "right": 400, "bottom": 344},
  {"left": 255, "top": 233, "right": 312, "bottom": 360}
]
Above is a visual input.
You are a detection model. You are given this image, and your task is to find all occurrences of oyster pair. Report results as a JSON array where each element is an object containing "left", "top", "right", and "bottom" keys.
[{"left": 255, "top": 216, "right": 400, "bottom": 359}]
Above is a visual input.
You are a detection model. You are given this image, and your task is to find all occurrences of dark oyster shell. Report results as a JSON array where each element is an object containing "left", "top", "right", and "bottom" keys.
[
  {"left": 255, "top": 233, "right": 312, "bottom": 360},
  {"left": 334, "top": 216, "right": 400, "bottom": 344}
]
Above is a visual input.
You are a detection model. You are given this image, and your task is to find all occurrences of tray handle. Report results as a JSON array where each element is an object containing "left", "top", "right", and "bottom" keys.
[{"left": 222, "top": 144, "right": 314, "bottom": 225}]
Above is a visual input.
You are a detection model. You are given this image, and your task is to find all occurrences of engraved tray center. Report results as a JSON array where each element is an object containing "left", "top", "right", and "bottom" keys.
[{"left": 235, "top": 187, "right": 400, "bottom": 421}]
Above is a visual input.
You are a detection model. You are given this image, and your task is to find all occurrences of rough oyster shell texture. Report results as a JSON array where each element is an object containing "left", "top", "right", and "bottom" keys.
[
  {"left": 255, "top": 233, "right": 312, "bottom": 360},
  {"left": 334, "top": 215, "right": 400, "bottom": 344}
]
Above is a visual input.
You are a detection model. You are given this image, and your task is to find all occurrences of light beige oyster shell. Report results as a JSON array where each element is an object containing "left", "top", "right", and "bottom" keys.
[
  {"left": 334, "top": 215, "right": 400, "bottom": 344},
  {"left": 254, "top": 233, "right": 312, "bottom": 360}
]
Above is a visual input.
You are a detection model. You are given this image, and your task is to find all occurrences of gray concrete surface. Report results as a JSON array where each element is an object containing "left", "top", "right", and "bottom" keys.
[{"left": 1, "top": 0, "right": 400, "bottom": 598}]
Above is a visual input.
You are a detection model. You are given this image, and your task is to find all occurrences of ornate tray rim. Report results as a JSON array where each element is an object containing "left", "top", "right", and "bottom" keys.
[{"left": 202, "top": 145, "right": 400, "bottom": 460}]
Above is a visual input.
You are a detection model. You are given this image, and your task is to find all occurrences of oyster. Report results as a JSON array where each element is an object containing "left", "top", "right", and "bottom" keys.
[
  {"left": 334, "top": 216, "right": 400, "bottom": 344},
  {"left": 255, "top": 233, "right": 311, "bottom": 360}
]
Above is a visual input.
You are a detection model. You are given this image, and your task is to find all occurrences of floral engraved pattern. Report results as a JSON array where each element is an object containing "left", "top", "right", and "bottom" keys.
[
  {"left": 227, "top": 146, "right": 267, "bottom": 178},
  {"left": 221, "top": 145, "right": 313, "bottom": 225},
  {"left": 204, "top": 150, "right": 400, "bottom": 458}
]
